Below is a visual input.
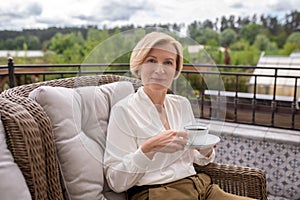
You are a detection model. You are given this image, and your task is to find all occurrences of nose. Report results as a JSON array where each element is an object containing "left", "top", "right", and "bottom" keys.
[{"left": 154, "top": 64, "right": 165, "bottom": 74}]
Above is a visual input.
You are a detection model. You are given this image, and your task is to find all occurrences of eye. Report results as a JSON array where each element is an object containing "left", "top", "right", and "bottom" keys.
[
  {"left": 146, "top": 58, "right": 157, "bottom": 63},
  {"left": 164, "top": 60, "right": 174, "bottom": 66}
]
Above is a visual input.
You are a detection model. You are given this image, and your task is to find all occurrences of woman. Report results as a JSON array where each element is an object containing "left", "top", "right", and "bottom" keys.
[{"left": 104, "top": 32, "right": 255, "bottom": 200}]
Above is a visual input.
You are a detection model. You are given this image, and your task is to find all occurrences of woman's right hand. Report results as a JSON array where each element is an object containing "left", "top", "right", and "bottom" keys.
[{"left": 141, "top": 130, "right": 188, "bottom": 159}]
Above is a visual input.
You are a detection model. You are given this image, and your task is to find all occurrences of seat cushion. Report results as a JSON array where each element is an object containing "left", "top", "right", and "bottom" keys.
[
  {"left": 29, "top": 81, "right": 134, "bottom": 200},
  {"left": 0, "top": 119, "right": 32, "bottom": 200}
]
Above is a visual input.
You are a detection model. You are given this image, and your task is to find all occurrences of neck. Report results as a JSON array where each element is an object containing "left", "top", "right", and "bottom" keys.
[{"left": 143, "top": 87, "right": 167, "bottom": 106}]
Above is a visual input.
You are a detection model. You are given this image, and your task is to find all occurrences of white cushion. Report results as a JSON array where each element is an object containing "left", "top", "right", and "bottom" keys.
[
  {"left": 0, "top": 119, "right": 32, "bottom": 200},
  {"left": 29, "top": 81, "right": 134, "bottom": 200}
]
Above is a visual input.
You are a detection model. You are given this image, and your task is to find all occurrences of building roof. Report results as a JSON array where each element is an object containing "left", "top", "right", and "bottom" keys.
[
  {"left": 0, "top": 50, "right": 45, "bottom": 57},
  {"left": 290, "top": 51, "right": 300, "bottom": 58},
  {"left": 205, "top": 89, "right": 299, "bottom": 102},
  {"left": 249, "top": 52, "right": 300, "bottom": 86},
  {"left": 187, "top": 45, "right": 204, "bottom": 53}
]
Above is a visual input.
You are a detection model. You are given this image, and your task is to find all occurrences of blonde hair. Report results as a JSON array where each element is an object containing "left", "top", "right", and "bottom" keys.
[{"left": 130, "top": 32, "right": 183, "bottom": 79}]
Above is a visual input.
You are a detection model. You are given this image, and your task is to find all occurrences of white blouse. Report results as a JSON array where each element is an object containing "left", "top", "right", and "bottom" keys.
[{"left": 104, "top": 87, "right": 215, "bottom": 193}]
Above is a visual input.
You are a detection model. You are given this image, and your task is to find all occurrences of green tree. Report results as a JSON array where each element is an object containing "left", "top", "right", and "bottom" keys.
[
  {"left": 219, "top": 28, "right": 237, "bottom": 47},
  {"left": 253, "top": 34, "right": 278, "bottom": 51},
  {"left": 286, "top": 32, "right": 300, "bottom": 43},
  {"left": 202, "top": 19, "right": 214, "bottom": 29},
  {"left": 284, "top": 10, "right": 300, "bottom": 34},
  {"left": 188, "top": 21, "right": 202, "bottom": 40},
  {"left": 230, "top": 46, "right": 260, "bottom": 66},
  {"left": 273, "top": 27, "right": 288, "bottom": 48},
  {"left": 236, "top": 16, "right": 251, "bottom": 31},
  {"left": 85, "top": 28, "right": 110, "bottom": 53},
  {"left": 195, "top": 28, "right": 219, "bottom": 46},
  {"left": 4, "top": 38, "right": 15, "bottom": 50},
  {"left": 15, "top": 36, "right": 26, "bottom": 50},
  {"left": 239, "top": 23, "right": 263, "bottom": 44},
  {"left": 26, "top": 35, "right": 41, "bottom": 50},
  {"left": 48, "top": 32, "right": 85, "bottom": 63},
  {"left": 282, "top": 32, "right": 300, "bottom": 55},
  {"left": 230, "top": 39, "right": 250, "bottom": 51}
]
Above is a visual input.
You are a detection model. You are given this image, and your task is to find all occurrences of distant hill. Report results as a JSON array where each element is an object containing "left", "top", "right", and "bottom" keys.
[{"left": 0, "top": 27, "right": 90, "bottom": 43}]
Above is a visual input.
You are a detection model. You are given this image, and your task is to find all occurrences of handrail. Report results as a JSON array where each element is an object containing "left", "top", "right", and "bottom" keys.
[{"left": 1, "top": 58, "right": 299, "bottom": 131}]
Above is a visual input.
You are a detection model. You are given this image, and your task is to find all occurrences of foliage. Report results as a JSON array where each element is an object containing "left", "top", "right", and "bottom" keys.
[
  {"left": 1, "top": 10, "right": 300, "bottom": 92},
  {"left": 48, "top": 32, "right": 85, "bottom": 63},
  {"left": 219, "top": 28, "right": 237, "bottom": 47},
  {"left": 198, "top": 28, "right": 219, "bottom": 46},
  {"left": 230, "top": 39, "right": 251, "bottom": 51},
  {"left": 238, "top": 23, "right": 264, "bottom": 44},
  {"left": 286, "top": 32, "right": 300, "bottom": 44},
  {"left": 253, "top": 34, "right": 278, "bottom": 51},
  {"left": 0, "top": 35, "right": 41, "bottom": 50},
  {"left": 281, "top": 32, "right": 300, "bottom": 55}
]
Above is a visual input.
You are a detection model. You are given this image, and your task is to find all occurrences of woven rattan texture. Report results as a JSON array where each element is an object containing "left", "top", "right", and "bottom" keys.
[
  {"left": 195, "top": 163, "right": 267, "bottom": 200},
  {"left": 1, "top": 75, "right": 267, "bottom": 200},
  {"left": 1, "top": 91, "right": 64, "bottom": 200},
  {"left": 2, "top": 74, "right": 142, "bottom": 98},
  {"left": 0, "top": 98, "right": 47, "bottom": 199},
  {"left": 0, "top": 75, "right": 142, "bottom": 200}
]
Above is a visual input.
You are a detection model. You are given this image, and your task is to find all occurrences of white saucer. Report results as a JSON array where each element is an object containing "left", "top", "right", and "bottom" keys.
[{"left": 187, "top": 134, "right": 220, "bottom": 149}]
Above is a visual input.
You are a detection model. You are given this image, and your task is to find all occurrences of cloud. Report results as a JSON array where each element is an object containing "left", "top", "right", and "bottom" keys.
[
  {"left": 36, "top": 17, "right": 67, "bottom": 27},
  {"left": 0, "top": 0, "right": 297, "bottom": 30},
  {"left": 0, "top": 12, "right": 22, "bottom": 19},
  {"left": 271, "top": 1, "right": 293, "bottom": 12},
  {"left": 99, "top": 0, "right": 153, "bottom": 21},
  {"left": 229, "top": 2, "right": 244, "bottom": 9},
  {"left": 74, "top": 15, "right": 97, "bottom": 21},
  {"left": 27, "top": 2, "right": 43, "bottom": 16},
  {"left": 0, "top": 1, "right": 43, "bottom": 30},
  {"left": 0, "top": 1, "right": 42, "bottom": 19},
  {"left": 69, "top": 0, "right": 154, "bottom": 26}
]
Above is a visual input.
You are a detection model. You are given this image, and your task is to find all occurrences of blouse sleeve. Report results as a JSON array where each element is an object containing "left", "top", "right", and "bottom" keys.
[
  {"left": 103, "top": 105, "right": 152, "bottom": 193},
  {"left": 181, "top": 97, "right": 216, "bottom": 166}
]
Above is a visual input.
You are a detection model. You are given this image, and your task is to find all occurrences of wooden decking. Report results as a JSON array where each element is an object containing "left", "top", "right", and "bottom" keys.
[{"left": 191, "top": 101, "right": 300, "bottom": 129}]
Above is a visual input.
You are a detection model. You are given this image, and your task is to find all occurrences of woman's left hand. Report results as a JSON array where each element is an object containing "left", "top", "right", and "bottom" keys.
[{"left": 196, "top": 145, "right": 216, "bottom": 158}]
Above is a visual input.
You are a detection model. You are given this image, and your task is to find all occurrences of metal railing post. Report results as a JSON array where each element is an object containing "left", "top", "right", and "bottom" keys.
[
  {"left": 291, "top": 78, "right": 298, "bottom": 129},
  {"left": 234, "top": 75, "right": 239, "bottom": 122},
  {"left": 78, "top": 65, "right": 82, "bottom": 77},
  {"left": 251, "top": 75, "right": 257, "bottom": 124},
  {"left": 8, "top": 57, "right": 15, "bottom": 88},
  {"left": 271, "top": 68, "right": 278, "bottom": 126}
]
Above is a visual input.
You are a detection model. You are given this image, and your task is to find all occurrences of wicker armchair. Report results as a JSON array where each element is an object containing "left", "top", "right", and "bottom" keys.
[{"left": 0, "top": 74, "right": 267, "bottom": 200}]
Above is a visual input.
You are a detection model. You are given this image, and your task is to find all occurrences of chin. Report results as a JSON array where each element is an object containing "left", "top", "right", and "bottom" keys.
[{"left": 146, "top": 83, "right": 169, "bottom": 91}]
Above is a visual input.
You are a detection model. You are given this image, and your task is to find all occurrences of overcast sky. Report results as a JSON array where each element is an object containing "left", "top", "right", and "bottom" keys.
[{"left": 0, "top": 0, "right": 299, "bottom": 31}]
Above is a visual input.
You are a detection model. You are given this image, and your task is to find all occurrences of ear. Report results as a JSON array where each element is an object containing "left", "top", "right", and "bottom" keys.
[
  {"left": 133, "top": 65, "right": 142, "bottom": 78},
  {"left": 133, "top": 68, "right": 141, "bottom": 78},
  {"left": 173, "top": 70, "right": 179, "bottom": 79}
]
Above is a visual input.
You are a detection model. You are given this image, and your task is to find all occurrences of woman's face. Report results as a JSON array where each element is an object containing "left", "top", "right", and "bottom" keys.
[{"left": 140, "top": 43, "right": 177, "bottom": 91}]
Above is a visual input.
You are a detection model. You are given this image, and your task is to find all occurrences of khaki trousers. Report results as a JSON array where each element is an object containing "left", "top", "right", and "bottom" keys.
[{"left": 129, "top": 173, "right": 256, "bottom": 200}]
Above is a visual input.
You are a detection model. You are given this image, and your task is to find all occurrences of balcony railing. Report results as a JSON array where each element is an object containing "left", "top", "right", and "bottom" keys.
[{"left": 1, "top": 58, "right": 299, "bottom": 131}]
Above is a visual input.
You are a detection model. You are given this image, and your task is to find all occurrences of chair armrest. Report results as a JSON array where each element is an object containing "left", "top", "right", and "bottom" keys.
[
  {"left": 0, "top": 97, "right": 64, "bottom": 200},
  {"left": 0, "top": 98, "right": 47, "bottom": 199},
  {"left": 194, "top": 163, "right": 267, "bottom": 200}
]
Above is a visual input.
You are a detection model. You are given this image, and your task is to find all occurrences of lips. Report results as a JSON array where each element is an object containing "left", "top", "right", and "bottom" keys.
[{"left": 150, "top": 78, "right": 166, "bottom": 82}]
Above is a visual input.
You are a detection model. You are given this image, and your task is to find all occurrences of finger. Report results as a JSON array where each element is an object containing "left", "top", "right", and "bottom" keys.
[
  {"left": 169, "top": 142, "right": 184, "bottom": 151},
  {"left": 177, "top": 143, "right": 186, "bottom": 151},
  {"left": 173, "top": 134, "right": 188, "bottom": 145},
  {"left": 176, "top": 137, "right": 188, "bottom": 145},
  {"left": 159, "top": 143, "right": 183, "bottom": 153},
  {"left": 176, "top": 131, "right": 188, "bottom": 139}
]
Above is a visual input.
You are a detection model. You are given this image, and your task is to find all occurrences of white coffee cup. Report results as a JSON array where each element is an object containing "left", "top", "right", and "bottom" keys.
[{"left": 184, "top": 125, "right": 208, "bottom": 146}]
